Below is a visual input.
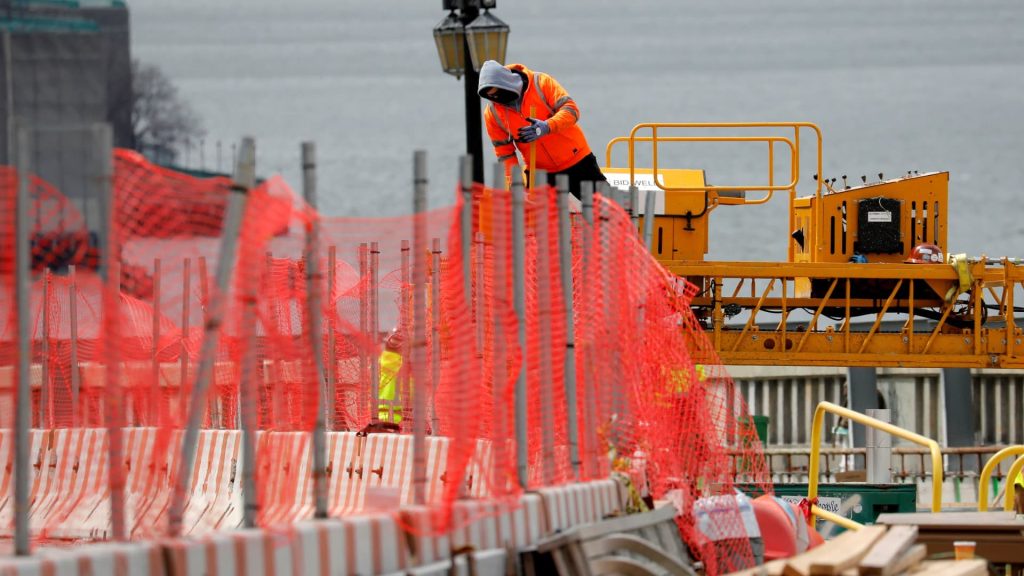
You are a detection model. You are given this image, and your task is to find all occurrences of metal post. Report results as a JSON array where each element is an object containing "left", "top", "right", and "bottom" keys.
[
  {"left": 302, "top": 142, "right": 329, "bottom": 519},
  {"left": 180, "top": 257, "right": 191, "bottom": 409},
  {"left": 358, "top": 243, "right": 369, "bottom": 421},
  {"left": 556, "top": 175, "right": 581, "bottom": 480},
  {"left": 237, "top": 142, "right": 259, "bottom": 529},
  {"left": 490, "top": 162, "right": 509, "bottom": 494},
  {"left": 459, "top": 8, "right": 483, "bottom": 184},
  {"left": 69, "top": 264, "right": 80, "bottom": 427},
  {"left": 168, "top": 138, "right": 251, "bottom": 537},
  {"left": 412, "top": 151, "right": 429, "bottom": 505},
  {"left": 40, "top": 269, "right": 50, "bottom": 427},
  {"left": 460, "top": 155, "right": 474, "bottom": 338},
  {"left": 580, "top": 181, "right": 598, "bottom": 478},
  {"left": 93, "top": 123, "right": 127, "bottom": 541},
  {"left": 511, "top": 168, "right": 529, "bottom": 488},
  {"left": 370, "top": 242, "right": 380, "bottom": 420},
  {"left": 151, "top": 258, "right": 161, "bottom": 425},
  {"left": 430, "top": 238, "right": 442, "bottom": 436},
  {"left": 475, "top": 232, "right": 485, "bottom": 355},
  {"left": 327, "top": 245, "right": 337, "bottom": 430},
  {"left": 533, "top": 170, "right": 557, "bottom": 485},
  {"left": 866, "top": 408, "right": 892, "bottom": 483},
  {"left": 13, "top": 121, "right": 32, "bottom": 555},
  {"left": 642, "top": 190, "right": 656, "bottom": 252},
  {"left": 198, "top": 256, "right": 214, "bottom": 425},
  {"left": 399, "top": 239, "right": 411, "bottom": 425}
]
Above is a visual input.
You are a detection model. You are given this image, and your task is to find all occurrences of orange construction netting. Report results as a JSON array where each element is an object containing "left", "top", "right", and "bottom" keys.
[{"left": 0, "top": 151, "right": 769, "bottom": 573}]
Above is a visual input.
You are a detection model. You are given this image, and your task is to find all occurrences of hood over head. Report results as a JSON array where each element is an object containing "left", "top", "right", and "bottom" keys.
[{"left": 477, "top": 60, "right": 523, "bottom": 104}]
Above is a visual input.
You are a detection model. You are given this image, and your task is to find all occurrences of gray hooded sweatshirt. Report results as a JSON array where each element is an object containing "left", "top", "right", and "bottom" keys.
[{"left": 477, "top": 60, "right": 523, "bottom": 104}]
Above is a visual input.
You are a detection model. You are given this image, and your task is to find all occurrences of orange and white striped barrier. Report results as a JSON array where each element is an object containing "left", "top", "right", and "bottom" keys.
[
  {"left": 447, "top": 492, "right": 546, "bottom": 551},
  {"left": 325, "top": 432, "right": 362, "bottom": 516},
  {"left": 257, "top": 431, "right": 312, "bottom": 527},
  {"left": 34, "top": 428, "right": 110, "bottom": 541},
  {"left": 536, "top": 478, "right": 626, "bottom": 534},
  {"left": 0, "top": 430, "right": 45, "bottom": 536},
  {"left": 163, "top": 515, "right": 410, "bottom": 576},
  {"left": 186, "top": 429, "right": 242, "bottom": 535},
  {"left": 0, "top": 541, "right": 164, "bottom": 576}
]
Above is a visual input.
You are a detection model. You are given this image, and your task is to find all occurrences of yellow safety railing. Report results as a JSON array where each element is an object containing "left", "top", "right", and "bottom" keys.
[
  {"left": 604, "top": 135, "right": 797, "bottom": 206},
  {"left": 809, "top": 402, "right": 943, "bottom": 526},
  {"left": 978, "top": 445, "right": 1024, "bottom": 511}
]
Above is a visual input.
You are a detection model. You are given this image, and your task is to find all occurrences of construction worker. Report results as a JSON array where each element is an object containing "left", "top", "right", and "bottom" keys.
[
  {"left": 378, "top": 328, "right": 406, "bottom": 424},
  {"left": 1015, "top": 471, "right": 1024, "bottom": 514},
  {"left": 478, "top": 60, "right": 606, "bottom": 198}
]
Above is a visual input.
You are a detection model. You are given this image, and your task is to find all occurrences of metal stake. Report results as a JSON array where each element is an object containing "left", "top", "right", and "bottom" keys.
[
  {"left": 580, "top": 181, "right": 598, "bottom": 478},
  {"left": 430, "top": 237, "right": 442, "bottom": 436},
  {"left": 511, "top": 168, "right": 529, "bottom": 489},
  {"left": 180, "top": 258, "right": 191, "bottom": 411},
  {"left": 40, "top": 269, "right": 50, "bottom": 427},
  {"left": 168, "top": 137, "right": 251, "bottom": 537},
  {"left": 69, "top": 264, "right": 80, "bottom": 427},
  {"left": 13, "top": 121, "right": 32, "bottom": 555},
  {"left": 327, "top": 245, "right": 337, "bottom": 430},
  {"left": 411, "top": 151, "right": 429, "bottom": 505},
  {"left": 237, "top": 145, "right": 260, "bottom": 529},
  {"left": 535, "top": 170, "right": 557, "bottom": 485},
  {"left": 94, "top": 123, "right": 127, "bottom": 541},
  {"left": 370, "top": 241, "right": 380, "bottom": 420},
  {"left": 358, "top": 243, "right": 369, "bottom": 421},
  {"left": 151, "top": 258, "right": 161, "bottom": 426},
  {"left": 491, "top": 162, "right": 510, "bottom": 494},
  {"left": 302, "top": 142, "right": 329, "bottom": 519},
  {"left": 556, "top": 174, "right": 581, "bottom": 480}
]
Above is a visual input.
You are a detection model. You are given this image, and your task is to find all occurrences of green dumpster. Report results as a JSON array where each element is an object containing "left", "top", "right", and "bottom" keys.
[
  {"left": 739, "top": 415, "right": 770, "bottom": 445},
  {"left": 752, "top": 415, "right": 769, "bottom": 445},
  {"left": 771, "top": 483, "right": 917, "bottom": 531}
]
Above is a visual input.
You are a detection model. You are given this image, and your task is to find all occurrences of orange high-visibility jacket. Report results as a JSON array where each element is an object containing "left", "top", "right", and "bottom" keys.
[{"left": 483, "top": 64, "right": 592, "bottom": 184}]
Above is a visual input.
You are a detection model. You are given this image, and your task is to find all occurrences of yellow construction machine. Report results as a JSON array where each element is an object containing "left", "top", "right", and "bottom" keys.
[{"left": 605, "top": 122, "right": 1023, "bottom": 368}]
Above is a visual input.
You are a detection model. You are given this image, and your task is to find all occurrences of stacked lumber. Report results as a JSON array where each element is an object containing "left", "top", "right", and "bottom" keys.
[{"left": 728, "top": 525, "right": 988, "bottom": 576}]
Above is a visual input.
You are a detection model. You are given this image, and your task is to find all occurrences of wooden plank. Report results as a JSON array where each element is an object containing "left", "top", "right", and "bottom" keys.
[
  {"left": 783, "top": 525, "right": 887, "bottom": 576},
  {"left": 908, "top": 560, "right": 987, "bottom": 576},
  {"left": 857, "top": 525, "right": 918, "bottom": 576},
  {"left": 876, "top": 511, "right": 1018, "bottom": 528},
  {"left": 864, "top": 541, "right": 929, "bottom": 573}
]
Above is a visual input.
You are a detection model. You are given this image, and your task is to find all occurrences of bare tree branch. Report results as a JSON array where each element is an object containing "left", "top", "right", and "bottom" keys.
[{"left": 131, "top": 59, "right": 206, "bottom": 162}]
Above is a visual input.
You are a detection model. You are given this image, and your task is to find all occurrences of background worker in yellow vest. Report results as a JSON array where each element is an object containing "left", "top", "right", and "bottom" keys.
[{"left": 378, "top": 328, "right": 406, "bottom": 423}]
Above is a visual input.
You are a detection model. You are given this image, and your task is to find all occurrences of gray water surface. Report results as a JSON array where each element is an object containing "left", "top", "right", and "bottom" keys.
[{"left": 129, "top": 0, "right": 1024, "bottom": 262}]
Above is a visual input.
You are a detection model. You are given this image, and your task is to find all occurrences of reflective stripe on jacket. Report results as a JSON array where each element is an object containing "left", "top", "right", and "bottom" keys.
[{"left": 483, "top": 63, "right": 591, "bottom": 184}]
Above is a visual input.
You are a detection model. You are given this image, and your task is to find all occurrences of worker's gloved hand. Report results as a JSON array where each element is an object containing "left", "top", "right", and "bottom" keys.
[{"left": 518, "top": 118, "right": 550, "bottom": 143}]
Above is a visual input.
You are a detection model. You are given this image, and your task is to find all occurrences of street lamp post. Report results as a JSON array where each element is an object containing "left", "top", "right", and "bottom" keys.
[{"left": 433, "top": 0, "right": 509, "bottom": 185}]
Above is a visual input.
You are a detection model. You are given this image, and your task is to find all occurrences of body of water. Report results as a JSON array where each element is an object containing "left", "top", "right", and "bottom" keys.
[{"left": 129, "top": 0, "right": 1024, "bottom": 262}]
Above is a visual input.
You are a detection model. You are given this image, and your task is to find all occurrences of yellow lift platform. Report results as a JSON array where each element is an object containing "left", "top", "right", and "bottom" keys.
[{"left": 605, "top": 122, "right": 1024, "bottom": 368}]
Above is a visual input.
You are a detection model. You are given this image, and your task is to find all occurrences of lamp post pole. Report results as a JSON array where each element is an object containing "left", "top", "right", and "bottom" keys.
[{"left": 459, "top": 4, "right": 484, "bottom": 184}]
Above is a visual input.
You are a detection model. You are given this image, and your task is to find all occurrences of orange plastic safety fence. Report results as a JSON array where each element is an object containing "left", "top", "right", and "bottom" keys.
[{"left": 0, "top": 151, "right": 770, "bottom": 572}]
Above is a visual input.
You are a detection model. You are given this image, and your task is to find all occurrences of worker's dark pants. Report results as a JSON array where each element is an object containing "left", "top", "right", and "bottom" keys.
[{"left": 527, "top": 152, "right": 607, "bottom": 200}]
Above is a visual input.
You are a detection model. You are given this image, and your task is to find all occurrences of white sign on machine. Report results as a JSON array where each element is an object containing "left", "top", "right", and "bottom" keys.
[{"left": 603, "top": 170, "right": 667, "bottom": 216}]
